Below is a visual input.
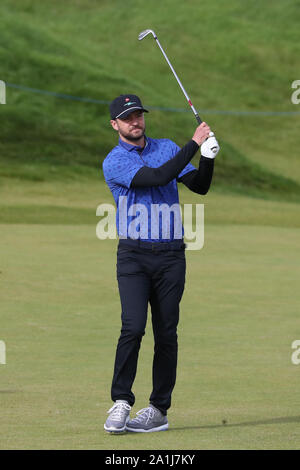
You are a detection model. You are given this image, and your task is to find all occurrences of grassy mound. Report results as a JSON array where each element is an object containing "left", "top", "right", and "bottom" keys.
[{"left": 1, "top": 0, "right": 300, "bottom": 201}]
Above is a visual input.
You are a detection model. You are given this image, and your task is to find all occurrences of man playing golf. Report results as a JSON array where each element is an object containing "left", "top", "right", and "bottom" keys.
[{"left": 103, "top": 94, "right": 219, "bottom": 433}]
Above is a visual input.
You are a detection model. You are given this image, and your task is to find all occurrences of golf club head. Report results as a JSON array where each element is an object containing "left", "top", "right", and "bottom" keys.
[{"left": 138, "top": 29, "right": 157, "bottom": 41}]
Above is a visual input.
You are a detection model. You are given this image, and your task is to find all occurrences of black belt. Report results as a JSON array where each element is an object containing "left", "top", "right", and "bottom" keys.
[{"left": 118, "top": 238, "right": 186, "bottom": 252}]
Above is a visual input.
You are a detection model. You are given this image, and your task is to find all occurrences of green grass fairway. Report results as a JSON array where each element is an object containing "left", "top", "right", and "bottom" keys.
[{"left": 1, "top": 218, "right": 300, "bottom": 449}]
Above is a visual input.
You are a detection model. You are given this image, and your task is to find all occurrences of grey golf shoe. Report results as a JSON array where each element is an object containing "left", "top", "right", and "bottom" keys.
[
  {"left": 126, "top": 404, "right": 168, "bottom": 433},
  {"left": 104, "top": 400, "right": 131, "bottom": 433}
]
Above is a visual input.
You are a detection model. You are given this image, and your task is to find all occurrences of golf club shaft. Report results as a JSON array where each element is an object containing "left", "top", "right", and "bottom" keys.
[{"left": 154, "top": 37, "right": 202, "bottom": 125}]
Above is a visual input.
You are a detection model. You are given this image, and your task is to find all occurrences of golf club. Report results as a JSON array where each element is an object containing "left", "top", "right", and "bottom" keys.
[{"left": 138, "top": 29, "right": 202, "bottom": 125}]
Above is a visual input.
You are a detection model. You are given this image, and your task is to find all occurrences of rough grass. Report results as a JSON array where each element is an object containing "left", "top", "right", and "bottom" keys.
[{"left": 1, "top": 0, "right": 300, "bottom": 199}]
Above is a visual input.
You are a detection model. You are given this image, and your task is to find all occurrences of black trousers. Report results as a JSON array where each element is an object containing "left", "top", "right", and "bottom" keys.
[{"left": 111, "top": 240, "right": 186, "bottom": 415}]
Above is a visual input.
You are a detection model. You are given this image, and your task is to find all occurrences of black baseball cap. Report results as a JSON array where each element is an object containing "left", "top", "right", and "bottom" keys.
[{"left": 110, "top": 94, "right": 149, "bottom": 120}]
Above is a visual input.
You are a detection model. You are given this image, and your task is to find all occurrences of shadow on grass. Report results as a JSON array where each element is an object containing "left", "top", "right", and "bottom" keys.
[
  {"left": 103, "top": 415, "right": 300, "bottom": 436},
  {"left": 171, "top": 415, "right": 300, "bottom": 431}
]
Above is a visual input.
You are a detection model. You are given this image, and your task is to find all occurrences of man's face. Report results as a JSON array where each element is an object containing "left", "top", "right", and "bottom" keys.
[{"left": 110, "top": 110, "right": 145, "bottom": 143}]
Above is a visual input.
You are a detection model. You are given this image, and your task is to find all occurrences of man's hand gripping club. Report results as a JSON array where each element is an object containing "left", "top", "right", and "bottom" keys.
[{"left": 192, "top": 122, "right": 220, "bottom": 159}]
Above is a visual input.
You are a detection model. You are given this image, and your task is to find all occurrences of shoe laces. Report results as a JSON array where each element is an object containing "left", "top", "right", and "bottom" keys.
[
  {"left": 133, "top": 406, "right": 155, "bottom": 424},
  {"left": 107, "top": 401, "right": 131, "bottom": 421}
]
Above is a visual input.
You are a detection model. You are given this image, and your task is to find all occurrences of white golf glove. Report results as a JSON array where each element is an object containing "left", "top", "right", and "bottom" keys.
[{"left": 201, "top": 131, "right": 220, "bottom": 159}]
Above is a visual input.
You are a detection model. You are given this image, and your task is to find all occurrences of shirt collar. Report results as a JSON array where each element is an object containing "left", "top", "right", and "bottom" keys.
[{"left": 118, "top": 136, "right": 148, "bottom": 153}]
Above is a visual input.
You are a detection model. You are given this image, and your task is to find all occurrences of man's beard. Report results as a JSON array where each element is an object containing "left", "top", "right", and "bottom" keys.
[{"left": 119, "top": 125, "right": 145, "bottom": 143}]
